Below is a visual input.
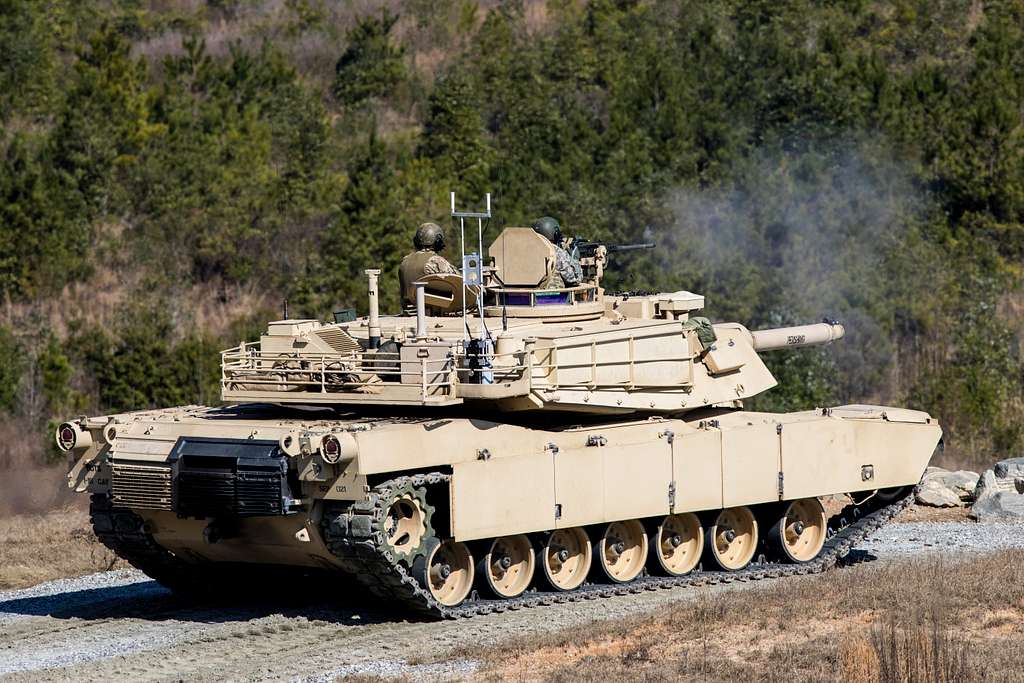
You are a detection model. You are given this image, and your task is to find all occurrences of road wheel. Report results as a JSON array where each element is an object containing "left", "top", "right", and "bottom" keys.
[
  {"left": 477, "top": 534, "right": 535, "bottom": 599},
  {"left": 765, "top": 498, "right": 827, "bottom": 563},
  {"left": 594, "top": 519, "right": 647, "bottom": 583},
  {"left": 649, "top": 513, "right": 703, "bottom": 576},
  {"left": 538, "top": 527, "right": 591, "bottom": 591},
  {"left": 414, "top": 538, "right": 474, "bottom": 607},
  {"left": 704, "top": 506, "right": 758, "bottom": 571}
]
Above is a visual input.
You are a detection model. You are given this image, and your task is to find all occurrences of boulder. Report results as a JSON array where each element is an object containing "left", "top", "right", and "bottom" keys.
[
  {"left": 969, "top": 491, "right": 1024, "bottom": 522},
  {"left": 969, "top": 459, "right": 1024, "bottom": 523},
  {"left": 993, "top": 457, "right": 1024, "bottom": 479},
  {"left": 915, "top": 467, "right": 979, "bottom": 507},
  {"left": 928, "top": 469, "right": 979, "bottom": 501},
  {"left": 915, "top": 479, "right": 962, "bottom": 507}
]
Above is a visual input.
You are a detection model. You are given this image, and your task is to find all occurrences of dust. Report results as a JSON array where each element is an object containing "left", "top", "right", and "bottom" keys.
[{"left": 0, "top": 418, "right": 76, "bottom": 516}]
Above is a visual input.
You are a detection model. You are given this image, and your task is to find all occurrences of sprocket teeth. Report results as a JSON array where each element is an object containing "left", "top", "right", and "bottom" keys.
[{"left": 377, "top": 482, "right": 435, "bottom": 566}]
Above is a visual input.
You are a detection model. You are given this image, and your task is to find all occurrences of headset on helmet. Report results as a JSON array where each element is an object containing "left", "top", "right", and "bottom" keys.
[
  {"left": 414, "top": 222, "right": 446, "bottom": 251},
  {"left": 532, "top": 216, "right": 562, "bottom": 245}
]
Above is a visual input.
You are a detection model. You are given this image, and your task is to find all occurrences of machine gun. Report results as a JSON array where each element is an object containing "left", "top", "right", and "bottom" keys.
[{"left": 568, "top": 238, "right": 656, "bottom": 260}]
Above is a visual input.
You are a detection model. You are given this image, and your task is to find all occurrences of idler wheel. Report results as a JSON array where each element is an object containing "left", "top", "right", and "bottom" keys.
[
  {"left": 477, "top": 534, "right": 535, "bottom": 599},
  {"left": 594, "top": 519, "right": 647, "bottom": 584},
  {"left": 380, "top": 483, "right": 434, "bottom": 566},
  {"left": 413, "top": 538, "right": 474, "bottom": 607},
  {"left": 648, "top": 513, "right": 703, "bottom": 577},
  {"left": 703, "top": 506, "right": 758, "bottom": 571},
  {"left": 766, "top": 498, "right": 827, "bottom": 563},
  {"left": 539, "top": 527, "right": 592, "bottom": 591}
]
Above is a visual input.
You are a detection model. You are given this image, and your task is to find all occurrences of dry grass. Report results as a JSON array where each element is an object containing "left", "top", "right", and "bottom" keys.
[
  {"left": 464, "top": 551, "right": 1024, "bottom": 682},
  {"left": 0, "top": 507, "right": 127, "bottom": 590}
]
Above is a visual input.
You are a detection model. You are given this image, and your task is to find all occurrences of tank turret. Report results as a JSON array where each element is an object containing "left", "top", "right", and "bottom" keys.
[{"left": 219, "top": 227, "right": 847, "bottom": 415}]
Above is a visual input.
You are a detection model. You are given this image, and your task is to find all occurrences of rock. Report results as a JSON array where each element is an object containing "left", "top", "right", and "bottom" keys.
[
  {"left": 915, "top": 480, "right": 962, "bottom": 507},
  {"left": 994, "top": 457, "right": 1024, "bottom": 479},
  {"left": 969, "top": 458, "right": 1024, "bottom": 523},
  {"left": 916, "top": 468, "right": 978, "bottom": 506},
  {"left": 969, "top": 491, "right": 1024, "bottom": 522},
  {"left": 924, "top": 469, "right": 979, "bottom": 502},
  {"left": 973, "top": 469, "right": 997, "bottom": 500}
]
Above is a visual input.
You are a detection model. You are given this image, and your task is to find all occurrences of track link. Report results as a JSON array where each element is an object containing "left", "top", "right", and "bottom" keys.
[
  {"left": 89, "top": 494, "right": 210, "bottom": 594},
  {"left": 322, "top": 476, "right": 914, "bottom": 619},
  {"left": 89, "top": 495, "right": 299, "bottom": 597}
]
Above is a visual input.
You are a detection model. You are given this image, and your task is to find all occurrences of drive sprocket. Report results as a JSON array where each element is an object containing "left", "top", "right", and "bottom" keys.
[{"left": 376, "top": 479, "right": 435, "bottom": 566}]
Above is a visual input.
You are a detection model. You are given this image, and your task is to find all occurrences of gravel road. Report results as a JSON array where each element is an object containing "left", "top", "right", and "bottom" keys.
[{"left": 1, "top": 519, "right": 1021, "bottom": 683}]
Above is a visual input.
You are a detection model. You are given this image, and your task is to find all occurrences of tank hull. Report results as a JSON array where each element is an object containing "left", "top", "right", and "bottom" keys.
[{"left": 70, "top": 404, "right": 940, "bottom": 577}]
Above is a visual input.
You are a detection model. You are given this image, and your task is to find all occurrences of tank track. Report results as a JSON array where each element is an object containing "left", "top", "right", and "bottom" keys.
[
  {"left": 89, "top": 493, "right": 214, "bottom": 594},
  {"left": 89, "top": 494, "right": 300, "bottom": 596},
  {"left": 322, "top": 475, "right": 914, "bottom": 619}
]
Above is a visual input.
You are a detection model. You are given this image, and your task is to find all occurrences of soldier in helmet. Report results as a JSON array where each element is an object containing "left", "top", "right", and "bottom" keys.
[
  {"left": 533, "top": 216, "right": 582, "bottom": 288},
  {"left": 399, "top": 222, "right": 459, "bottom": 310}
]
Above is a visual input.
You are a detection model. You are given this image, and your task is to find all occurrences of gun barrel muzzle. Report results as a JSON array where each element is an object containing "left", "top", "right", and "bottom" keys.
[{"left": 751, "top": 322, "right": 845, "bottom": 351}]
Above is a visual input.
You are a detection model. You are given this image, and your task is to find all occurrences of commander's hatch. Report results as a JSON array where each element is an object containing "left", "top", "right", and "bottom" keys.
[{"left": 484, "top": 227, "right": 604, "bottom": 321}]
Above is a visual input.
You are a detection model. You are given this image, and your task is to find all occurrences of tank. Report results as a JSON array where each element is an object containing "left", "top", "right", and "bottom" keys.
[{"left": 59, "top": 197, "right": 941, "bottom": 617}]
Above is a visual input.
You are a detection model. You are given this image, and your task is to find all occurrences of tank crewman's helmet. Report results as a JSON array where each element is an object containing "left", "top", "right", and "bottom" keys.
[
  {"left": 532, "top": 216, "right": 562, "bottom": 245},
  {"left": 414, "top": 222, "right": 446, "bottom": 252}
]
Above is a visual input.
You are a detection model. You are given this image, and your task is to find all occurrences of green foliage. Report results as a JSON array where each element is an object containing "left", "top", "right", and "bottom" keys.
[
  {"left": 132, "top": 37, "right": 335, "bottom": 283},
  {"left": 0, "top": 325, "right": 22, "bottom": 414},
  {"left": 0, "top": 0, "right": 57, "bottom": 120},
  {"left": 70, "top": 306, "right": 223, "bottom": 412},
  {"left": 419, "top": 69, "right": 492, "bottom": 197},
  {"left": 38, "top": 336, "right": 76, "bottom": 416},
  {"left": 0, "top": 135, "right": 91, "bottom": 299},
  {"left": 52, "top": 26, "right": 153, "bottom": 216},
  {"left": 333, "top": 10, "right": 406, "bottom": 106}
]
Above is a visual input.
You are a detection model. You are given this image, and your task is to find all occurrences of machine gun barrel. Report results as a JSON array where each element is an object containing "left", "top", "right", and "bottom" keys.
[
  {"left": 575, "top": 240, "right": 655, "bottom": 256},
  {"left": 605, "top": 242, "right": 655, "bottom": 253},
  {"left": 750, "top": 321, "right": 845, "bottom": 351}
]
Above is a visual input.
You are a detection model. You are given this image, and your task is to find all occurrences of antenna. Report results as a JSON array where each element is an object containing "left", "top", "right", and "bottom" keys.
[{"left": 450, "top": 192, "right": 492, "bottom": 344}]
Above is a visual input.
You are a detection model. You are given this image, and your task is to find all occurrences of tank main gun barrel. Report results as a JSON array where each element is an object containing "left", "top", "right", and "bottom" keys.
[{"left": 750, "top": 321, "right": 845, "bottom": 351}]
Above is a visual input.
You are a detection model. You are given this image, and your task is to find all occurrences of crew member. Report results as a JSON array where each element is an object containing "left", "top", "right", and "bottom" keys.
[
  {"left": 532, "top": 216, "right": 582, "bottom": 288},
  {"left": 398, "top": 222, "right": 458, "bottom": 310}
]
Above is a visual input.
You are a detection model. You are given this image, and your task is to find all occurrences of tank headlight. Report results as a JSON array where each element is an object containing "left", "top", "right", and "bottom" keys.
[
  {"left": 321, "top": 435, "right": 343, "bottom": 464},
  {"left": 57, "top": 424, "right": 77, "bottom": 451},
  {"left": 56, "top": 422, "right": 92, "bottom": 452}
]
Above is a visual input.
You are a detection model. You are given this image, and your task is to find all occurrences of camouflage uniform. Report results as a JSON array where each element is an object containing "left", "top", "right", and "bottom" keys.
[
  {"left": 544, "top": 244, "right": 582, "bottom": 289},
  {"left": 533, "top": 215, "right": 582, "bottom": 289}
]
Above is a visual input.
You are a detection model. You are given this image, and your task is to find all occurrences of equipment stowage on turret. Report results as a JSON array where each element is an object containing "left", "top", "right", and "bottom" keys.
[{"left": 60, "top": 194, "right": 941, "bottom": 617}]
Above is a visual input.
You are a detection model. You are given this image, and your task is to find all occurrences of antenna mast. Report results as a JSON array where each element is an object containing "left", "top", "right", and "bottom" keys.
[{"left": 450, "top": 192, "right": 491, "bottom": 344}]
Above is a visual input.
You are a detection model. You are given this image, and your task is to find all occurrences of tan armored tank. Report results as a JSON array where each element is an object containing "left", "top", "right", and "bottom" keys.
[{"left": 60, "top": 197, "right": 941, "bottom": 617}]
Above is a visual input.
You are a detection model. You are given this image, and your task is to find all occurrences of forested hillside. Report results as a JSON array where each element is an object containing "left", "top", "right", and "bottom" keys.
[{"left": 1, "top": 0, "right": 1022, "bottom": 505}]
